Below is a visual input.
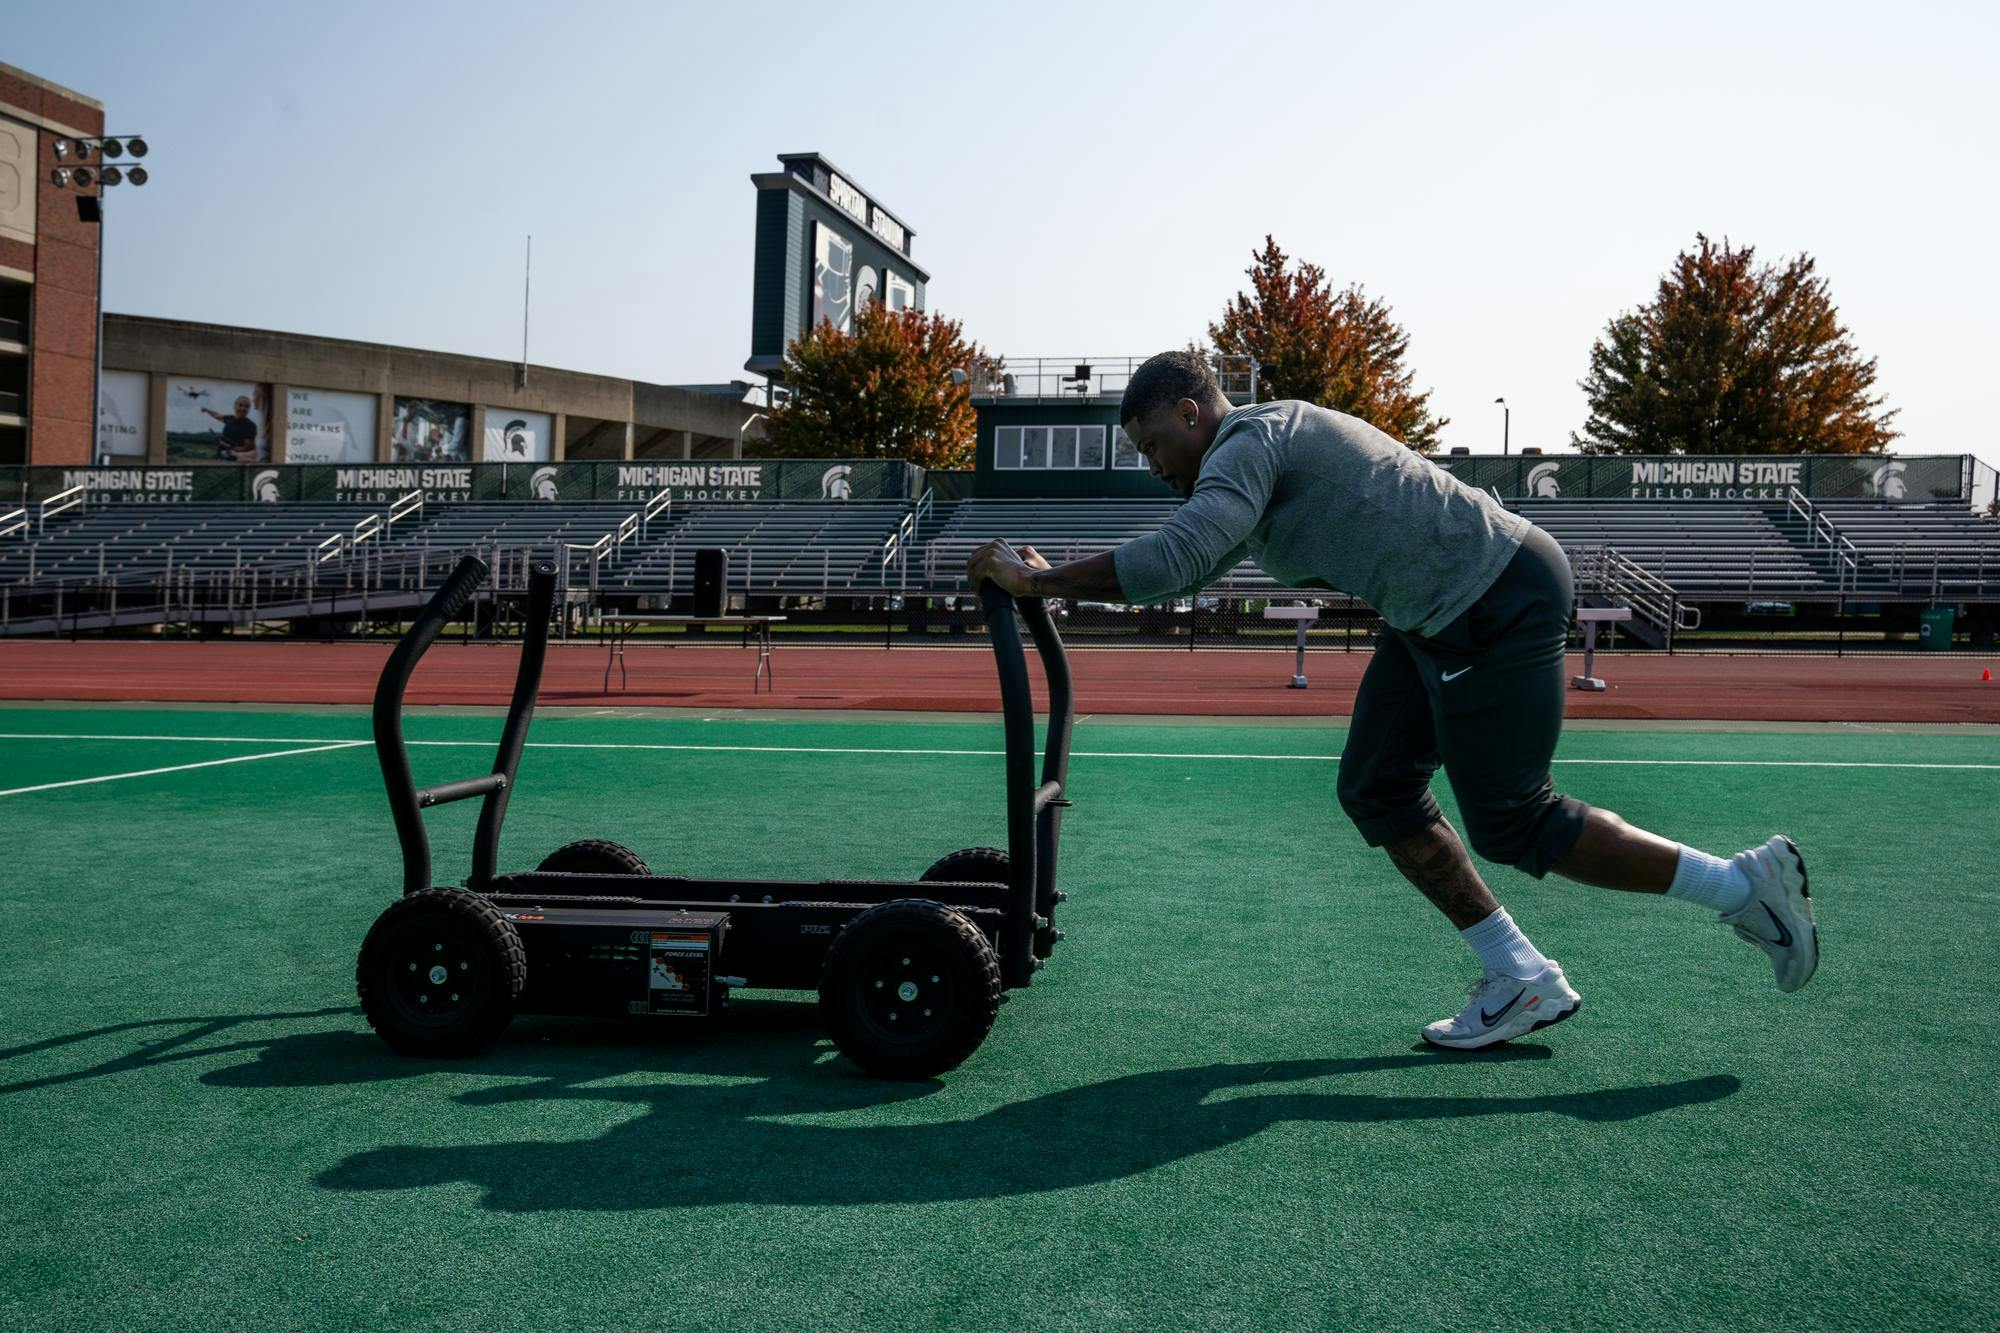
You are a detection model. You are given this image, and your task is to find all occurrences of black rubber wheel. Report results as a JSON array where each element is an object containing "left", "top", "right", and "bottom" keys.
[
  {"left": 537, "top": 839, "right": 650, "bottom": 876},
  {"left": 356, "top": 888, "right": 525, "bottom": 1057},
  {"left": 920, "top": 847, "right": 1009, "bottom": 885},
  {"left": 818, "top": 899, "right": 1002, "bottom": 1079}
]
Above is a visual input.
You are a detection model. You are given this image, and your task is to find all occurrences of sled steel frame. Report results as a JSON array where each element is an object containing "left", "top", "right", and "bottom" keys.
[{"left": 373, "top": 555, "right": 1073, "bottom": 988}]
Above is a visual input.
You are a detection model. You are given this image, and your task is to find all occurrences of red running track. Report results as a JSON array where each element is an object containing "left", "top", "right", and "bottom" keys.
[{"left": 2, "top": 639, "right": 1997, "bottom": 722}]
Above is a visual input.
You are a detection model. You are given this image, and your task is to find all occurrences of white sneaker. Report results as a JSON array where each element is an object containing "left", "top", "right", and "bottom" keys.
[
  {"left": 1421, "top": 963, "right": 1582, "bottom": 1050},
  {"left": 1721, "top": 835, "right": 1819, "bottom": 993}
]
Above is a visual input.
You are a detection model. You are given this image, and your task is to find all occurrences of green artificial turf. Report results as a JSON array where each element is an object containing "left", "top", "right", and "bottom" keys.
[{"left": 0, "top": 704, "right": 1995, "bottom": 1330}]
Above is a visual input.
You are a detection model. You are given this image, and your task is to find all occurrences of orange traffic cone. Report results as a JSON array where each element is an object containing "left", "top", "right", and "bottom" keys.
[{"left": 1984, "top": 669, "right": 1993, "bottom": 681}]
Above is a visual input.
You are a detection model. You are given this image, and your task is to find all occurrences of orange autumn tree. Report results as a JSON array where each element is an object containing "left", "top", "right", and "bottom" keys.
[
  {"left": 763, "top": 304, "right": 999, "bottom": 470},
  {"left": 1208, "top": 236, "right": 1447, "bottom": 451},
  {"left": 1574, "top": 234, "right": 1898, "bottom": 455}
]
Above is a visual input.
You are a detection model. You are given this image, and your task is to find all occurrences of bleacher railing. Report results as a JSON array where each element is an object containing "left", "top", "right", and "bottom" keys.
[
  {"left": 1787, "top": 487, "right": 1860, "bottom": 594},
  {"left": 978, "top": 355, "right": 1258, "bottom": 401},
  {"left": 39, "top": 485, "right": 83, "bottom": 533},
  {"left": 641, "top": 488, "right": 672, "bottom": 536},
  {"left": 1568, "top": 545, "right": 1700, "bottom": 646},
  {"left": 0, "top": 507, "right": 24, "bottom": 540},
  {"left": 387, "top": 490, "right": 424, "bottom": 530},
  {"left": 879, "top": 488, "right": 932, "bottom": 591}
]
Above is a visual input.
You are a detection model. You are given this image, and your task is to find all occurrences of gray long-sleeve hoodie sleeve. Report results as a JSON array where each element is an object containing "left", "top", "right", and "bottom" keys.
[
  {"left": 1113, "top": 426, "right": 1278, "bottom": 604},
  {"left": 1104, "top": 401, "right": 1530, "bottom": 633}
]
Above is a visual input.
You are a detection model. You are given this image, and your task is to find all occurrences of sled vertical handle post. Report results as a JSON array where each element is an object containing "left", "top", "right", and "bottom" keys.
[
  {"left": 469, "top": 558, "right": 557, "bottom": 888},
  {"left": 1016, "top": 596, "right": 1073, "bottom": 947},
  {"left": 376, "top": 555, "right": 490, "bottom": 894},
  {"left": 979, "top": 583, "right": 1040, "bottom": 987}
]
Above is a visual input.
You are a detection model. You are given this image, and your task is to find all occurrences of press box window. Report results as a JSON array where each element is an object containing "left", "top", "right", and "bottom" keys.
[
  {"left": 994, "top": 425, "right": 1107, "bottom": 470},
  {"left": 1112, "top": 425, "right": 1148, "bottom": 469}
]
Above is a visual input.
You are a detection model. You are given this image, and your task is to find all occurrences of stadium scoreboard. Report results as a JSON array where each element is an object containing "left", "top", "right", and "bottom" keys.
[{"left": 745, "top": 153, "right": 928, "bottom": 378}]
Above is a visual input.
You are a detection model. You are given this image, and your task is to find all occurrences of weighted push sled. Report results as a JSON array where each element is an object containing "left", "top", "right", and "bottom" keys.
[{"left": 356, "top": 555, "right": 1076, "bottom": 1078}]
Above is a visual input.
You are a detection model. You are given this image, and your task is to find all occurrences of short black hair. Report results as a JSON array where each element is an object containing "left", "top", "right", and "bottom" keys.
[{"left": 1120, "top": 350, "right": 1221, "bottom": 425}]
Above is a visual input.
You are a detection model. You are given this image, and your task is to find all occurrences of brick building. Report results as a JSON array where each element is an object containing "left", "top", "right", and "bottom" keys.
[{"left": 0, "top": 61, "right": 105, "bottom": 467}]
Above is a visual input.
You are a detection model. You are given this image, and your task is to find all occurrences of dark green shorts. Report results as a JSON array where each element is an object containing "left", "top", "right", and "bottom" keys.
[{"left": 1336, "top": 524, "right": 1589, "bottom": 878}]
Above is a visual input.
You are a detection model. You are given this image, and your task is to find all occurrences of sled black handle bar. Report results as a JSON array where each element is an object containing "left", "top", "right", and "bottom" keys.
[
  {"left": 979, "top": 582, "right": 1074, "bottom": 987},
  {"left": 375, "top": 554, "right": 559, "bottom": 894}
]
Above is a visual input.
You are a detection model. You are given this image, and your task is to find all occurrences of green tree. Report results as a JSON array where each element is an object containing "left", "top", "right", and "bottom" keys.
[
  {"left": 1574, "top": 234, "right": 1898, "bottom": 455},
  {"left": 763, "top": 304, "right": 998, "bottom": 470},
  {"left": 1207, "top": 236, "right": 1447, "bottom": 450}
]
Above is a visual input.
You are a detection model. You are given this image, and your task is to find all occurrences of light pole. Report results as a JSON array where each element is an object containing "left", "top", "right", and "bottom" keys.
[
  {"left": 1494, "top": 397, "right": 1510, "bottom": 456},
  {"left": 48, "top": 133, "right": 153, "bottom": 464},
  {"left": 735, "top": 411, "right": 766, "bottom": 460}
]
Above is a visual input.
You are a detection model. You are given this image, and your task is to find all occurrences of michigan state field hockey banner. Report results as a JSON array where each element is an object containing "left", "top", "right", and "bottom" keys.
[
  {"left": 0, "top": 459, "right": 923, "bottom": 506},
  {"left": 1433, "top": 454, "right": 1969, "bottom": 502}
]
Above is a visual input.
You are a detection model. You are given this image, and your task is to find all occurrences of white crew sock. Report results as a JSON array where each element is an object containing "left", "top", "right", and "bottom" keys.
[
  {"left": 1667, "top": 846, "right": 1753, "bottom": 914},
  {"left": 1460, "top": 908, "right": 1552, "bottom": 978}
]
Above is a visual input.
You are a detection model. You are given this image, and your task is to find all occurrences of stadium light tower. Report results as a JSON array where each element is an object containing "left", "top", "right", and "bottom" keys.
[
  {"left": 48, "top": 133, "right": 155, "bottom": 463},
  {"left": 735, "top": 411, "right": 766, "bottom": 460},
  {"left": 1494, "top": 397, "right": 1510, "bottom": 456}
]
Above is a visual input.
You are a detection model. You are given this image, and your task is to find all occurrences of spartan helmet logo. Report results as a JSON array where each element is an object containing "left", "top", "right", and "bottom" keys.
[
  {"left": 1527, "top": 461, "right": 1562, "bottom": 498},
  {"left": 1867, "top": 461, "right": 1907, "bottom": 499},
  {"left": 251, "top": 469, "right": 281, "bottom": 503},
  {"left": 821, "top": 464, "right": 853, "bottom": 500},
  {"left": 530, "top": 466, "right": 559, "bottom": 501},
  {"left": 500, "top": 419, "right": 531, "bottom": 459}
]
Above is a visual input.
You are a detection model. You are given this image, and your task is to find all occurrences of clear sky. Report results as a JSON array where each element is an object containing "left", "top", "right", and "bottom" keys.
[{"left": 11, "top": 0, "right": 1997, "bottom": 471}]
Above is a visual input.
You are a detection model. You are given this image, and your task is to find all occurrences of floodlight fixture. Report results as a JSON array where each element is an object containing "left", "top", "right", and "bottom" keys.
[
  {"left": 52, "top": 138, "right": 71, "bottom": 160},
  {"left": 100, "top": 165, "right": 122, "bottom": 186},
  {"left": 71, "top": 139, "right": 92, "bottom": 160},
  {"left": 101, "top": 137, "right": 123, "bottom": 158},
  {"left": 126, "top": 136, "right": 148, "bottom": 158},
  {"left": 127, "top": 165, "right": 147, "bottom": 186},
  {"left": 50, "top": 166, "right": 70, "bottom": 187},
  {"left": 72, "top": 166, "right": 94, "bottom": 189}
]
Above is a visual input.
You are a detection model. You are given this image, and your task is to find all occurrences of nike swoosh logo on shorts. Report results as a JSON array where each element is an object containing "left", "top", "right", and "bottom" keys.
[
  {"left": 1480, "top": 990, "right": 1525, "bottom": 1025},
  {"left": 1442, "top": 667, "right": 1473, "bottom": 682}
]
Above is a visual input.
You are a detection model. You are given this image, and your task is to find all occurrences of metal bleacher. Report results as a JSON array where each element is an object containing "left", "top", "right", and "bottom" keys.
[
  {"left": 914, "top": 497, "right": 1286, "bottom": 594},
  {"left": 1810, "top": 499, "right": 2000, "bottom": 597},
  {"left": 7, "top": 478, "right": 1999, "bottom": 636},
  {"left": 612, "top": 500, "right": 909, "bottom": 596},
  {"left": 0, "top": 503, "right": 397, "bottom": 585},
  {"left": 1512, "top": 498, "right": 1830, "bottom": 597}
]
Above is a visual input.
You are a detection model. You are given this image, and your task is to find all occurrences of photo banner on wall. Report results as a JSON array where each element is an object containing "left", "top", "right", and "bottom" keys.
[
  {"left": 165, "top": 379, "right": 270, "bottom": 462},
  {"left": 6, "top": 459, "right": 923, "bottom": 505},
  {"left": 813, "top": 221, "right": 853, "bottom": 333},
  {"left": 9, "top": 456, "right": 1962, "bottom": 508},
  {"left": 285, "top": 388, "right": 378, "bottom": 465},
  {"left": 96, "top": 370, "right": 149, "bottom": 462},
  {"left": 390, "top": 397, "right": 470, "bottom": 463},
  {"left": 481, "top": 408, "right": 553, "bottom": 462},
  {"left": 1431, "top": 454, "right": 1967, "bottom": 502}
]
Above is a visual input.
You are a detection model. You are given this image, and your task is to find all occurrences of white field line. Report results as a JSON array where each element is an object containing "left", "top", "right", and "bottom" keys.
[
  {"left": 0, "top": 732, "right": 1995, "bottom": 771},
  {"left": 0, "top": 741, "right": 370, "bottom": 798}
]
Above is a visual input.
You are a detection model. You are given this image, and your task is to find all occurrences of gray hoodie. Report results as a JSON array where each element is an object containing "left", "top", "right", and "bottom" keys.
[{"left": 1112, "top": 401, "right": 1530, "bottom": 636}]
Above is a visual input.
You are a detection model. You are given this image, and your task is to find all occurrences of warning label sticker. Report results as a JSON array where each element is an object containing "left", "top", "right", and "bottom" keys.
[{"left": 647, "top": 932, "right": 710, "bottom": 1016}]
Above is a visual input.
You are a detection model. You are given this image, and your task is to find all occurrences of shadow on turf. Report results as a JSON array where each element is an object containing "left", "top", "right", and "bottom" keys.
[
  {"left": 0, "top": 1006, "right": 360, "bottom": 1096},
  {"left": 4, "top": 1003, "right": 1741, "bottom": 1211},
  {"left": 209, "top": 1001, "right": 1741, "bottom": 1213}
]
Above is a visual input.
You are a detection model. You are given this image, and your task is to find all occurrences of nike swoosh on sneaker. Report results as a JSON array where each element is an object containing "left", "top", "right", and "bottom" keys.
[
  {"left": 1442, "top": 667, "right": 1473, "bottom": 682},
  {"left": 1480, "top": 990, "right": 1525, "bottom": 1025},
  {"left": 1761, "top": 904, "right": 1793, "bottom": 948}
]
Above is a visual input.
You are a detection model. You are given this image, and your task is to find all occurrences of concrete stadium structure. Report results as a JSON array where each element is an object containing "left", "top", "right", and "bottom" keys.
[{"left": 97, "top": 315, "right": 766, "bottom": 466}]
